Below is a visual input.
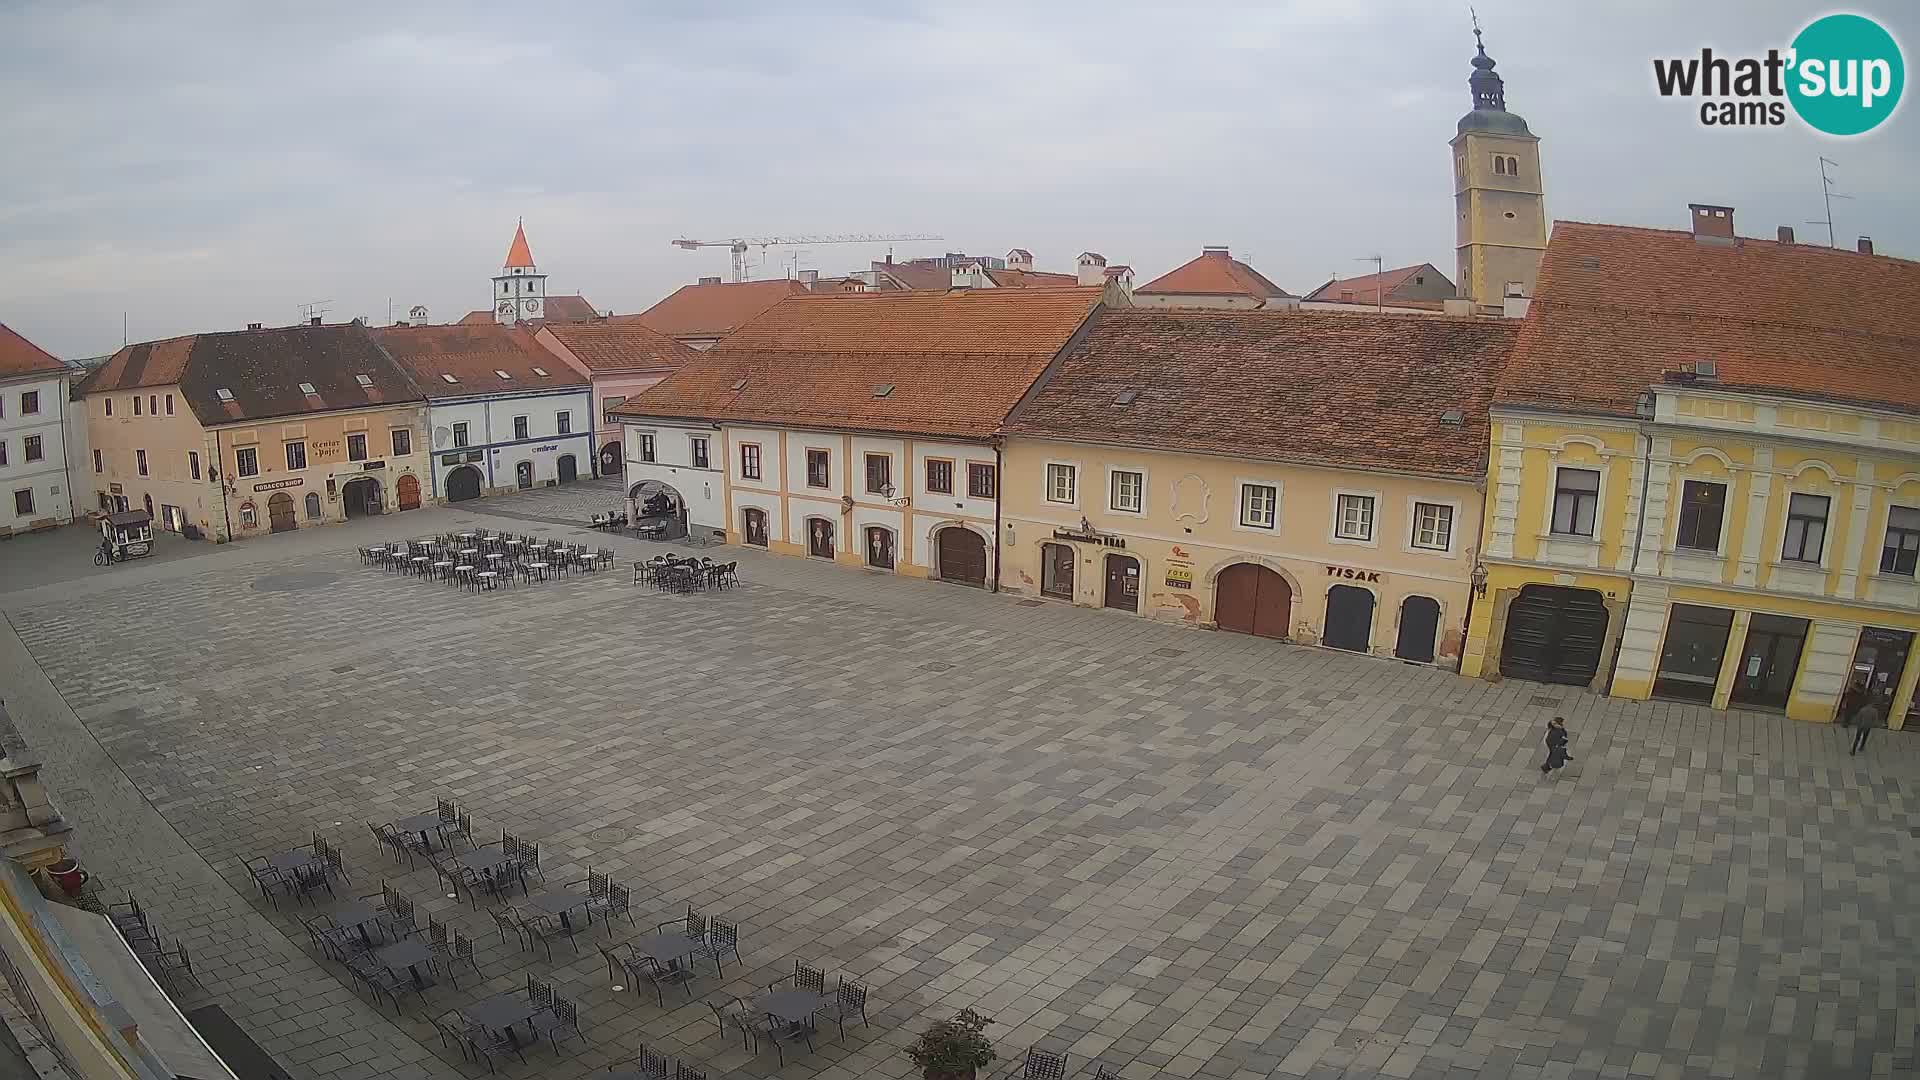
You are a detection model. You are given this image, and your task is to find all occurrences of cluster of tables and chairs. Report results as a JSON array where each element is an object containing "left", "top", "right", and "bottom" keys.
[
  {"left": 436, "top": 974, "right": 582, "bottom": 1072},
  {"left": 358, "top": 530, "right": 614, "bottom": 592},
  {"left": 633, "top": 554, "right": 739, "bottom": 594},
  {"left": 244, "top": 832, "right": 350, "bottom": 908},
  {"left": 700, "top": 958, "right": 870, "bottom": 1067},
  {"left": 106, "top": 894, "right": 202, "bottom": 997}
]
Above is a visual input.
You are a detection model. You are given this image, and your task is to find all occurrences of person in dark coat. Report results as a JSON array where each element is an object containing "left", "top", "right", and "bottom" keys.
[
  {"left": 1849, "top": 693, "right": 1885, "bottom": 756},
  {"left": 1541, "top": 716, "right": 1571, "bottom": 774},
  {"left": 1837, "top": 679, "right": 1868, "bottom": 726}
]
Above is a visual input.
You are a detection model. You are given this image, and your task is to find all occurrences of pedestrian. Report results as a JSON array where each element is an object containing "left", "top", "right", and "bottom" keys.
[
  {"left": 1541, "top": 716, "right": 1571, "bottom": 775},
  {"left": 1849, "top": 693, "right": 1885, "bottom": 756}
]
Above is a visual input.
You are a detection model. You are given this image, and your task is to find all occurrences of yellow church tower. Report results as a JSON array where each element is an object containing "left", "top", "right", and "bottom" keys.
[{"left": 1451, "top": 27, "right": 1546, "bottom": 314}]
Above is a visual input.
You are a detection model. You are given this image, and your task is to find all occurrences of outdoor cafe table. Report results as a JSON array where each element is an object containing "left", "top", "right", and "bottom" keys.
[
  {"left": 757, "top": 988, "right": 833, "bottom": 1033},
  {"left": 455, "top": 846, "right": 518, "bottom": 895},
  {"left": 392, "top": 812, "right": 444, "bottom": 850},
  {"left": 463, "top": 991, "right": 542, "bottom": 1046},
  {"left": 264, "top": 848, "right": 320, "bottom": 873},
  {"left": 527, "top": 561, "right": 550, "bottom": 581},
  {"left": 330, "top": 901, "right": 384, "bottom": 947},
  {"left": 524, "top": 889, "right": 591, "bottom": 931},
  {"left": 630, "top": 931, "right": 704, "bottom": 976},
  {"left": 376, "top": 939, "right": 435, "bottom": 988}
]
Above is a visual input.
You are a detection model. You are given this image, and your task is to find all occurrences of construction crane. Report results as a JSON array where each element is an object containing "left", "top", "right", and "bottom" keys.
[{"left": 671, "top": 234, "right": 944, "bottom": 283}]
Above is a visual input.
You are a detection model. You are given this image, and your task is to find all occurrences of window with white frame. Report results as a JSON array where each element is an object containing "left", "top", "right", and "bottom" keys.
[
  {"left": 452, "top": 422, "right": 470, "bottom": 448},
  {"left": 1550, "top": 467, "right": 1600, "bottom": 536},
  {"left": 1046, "top": 463, "right": 1076, "bottom": 504},
  {"left": 284, "top": 440, "right": 306, "bottom": 470},
  {"left": 1239, "top": 483, "right": 1277, "bottom": 529},
  {"left": 740, "top": 443, "right": 761, "bottom": 479},
  {"left": 691, "top": 437, "right": 710, "bottom": 469},
  {"left": 1109, "top": 469, "right": 1143, "bottom": 513},
  {"left": 1411, "top": 502, "right": 1453, "bottom": 551},
  {"left": 1335, "top": 493, "right": 1375, "bottom": 541},
  {"left": 236, "top": 446, "right": 259, "bottom": 478},
  {"left": 1781, "top": 493, "right": 1829, "bottom": 564}
]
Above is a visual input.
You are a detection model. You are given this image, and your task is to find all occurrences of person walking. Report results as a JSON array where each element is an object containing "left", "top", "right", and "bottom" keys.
[
  {"left": 1849, "top": 693, "right": 1885, "bottom": 756},
  {"left": 1541, "top": 716, "right": 1571, "bottom": 775}
]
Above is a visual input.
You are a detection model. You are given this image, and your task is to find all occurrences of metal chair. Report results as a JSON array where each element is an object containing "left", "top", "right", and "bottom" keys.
[
  {"left": 832, "top": 975, "right": 870, "bottom": 1039},
  {"left": 432, "top": 1011, "right": 470, "bottom": 1060},
  {"left": 602, "top": 883, "right": 635, "bottom": 931},
  {"left": 300, "top": 915, "right": 355, "bottom": 960},
  {"left": 517, "top": 909, "right": 575, "bottom": 961},
  {"left": 531, "top": 997, "right": 580, "bottom": 1054},
  {"left": 630, "top": 955, "right": 686, "bottom": 1008},
  {"left": 672, "top": 1063, "right": 705, "bottom": 1080},
  {"left": 780, "top": 960, "right": 826, "bottom": 995},
  {"left": 514, "top": 839, "right": 545, "bottom": 885},
  {"left": 154, "top": 941, "right": 202, "bottom": 993},
  {"left": 450, "top": 932, "right": 481, "bottom": 987},
  {"left": 698, "top": 916, "right": 739, "bottom": 973},
  {"left": 322, "top": 844, "right": 350, "bottom": 887},
  {"left": 453, "top": 809, "right": 474, "bottom": 849},
  {"left": 1090, "top": 1066, "right": 1122, "bottom": 1080},
  {"left": 1014, "top": 1048, "right": 1069, "bottom": 1079},
  {"left": 659, "top": 905, "right": 705, "bottom": 942},
  {"left": 285, "top": 862, "right": 334, "bottom": 905},
  {"left": 631, "top": 1046, "right": 671, "bottom": 1079},
  {"left": 464, "top": 1024, "right": 526, "bottom": 1073},
  {"left": 526, "top": 973, "right": 553, "bottom": 1007},
  {"left": 243, "top": 856, "right": 283, "bottom": 905},
  {"left": 489, "top": 907, "right": 526, "bottom": 950},
  {"left": 705, "top": 994, "right": 759, "bottom": 1053}
]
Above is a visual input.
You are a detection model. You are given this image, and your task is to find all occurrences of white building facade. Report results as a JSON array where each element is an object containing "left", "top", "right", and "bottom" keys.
[
  {"left": 0, "top": 368, "right": 74, "bottom": 535},
  {"left": 426, "top": 388, "right": 595, "bottom": 500}
]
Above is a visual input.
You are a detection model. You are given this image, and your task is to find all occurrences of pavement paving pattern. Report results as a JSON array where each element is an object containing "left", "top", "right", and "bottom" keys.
[{"left": 0, "top": 492, "right": 1915, "bottom": 1079}]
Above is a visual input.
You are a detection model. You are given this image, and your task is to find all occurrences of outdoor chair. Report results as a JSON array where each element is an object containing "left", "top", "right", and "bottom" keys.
[
  {"left": 300, "top": 915, "right": 355, "bottom": 960},
  {"left": 453, "top": 809, "right": 475, "bottom": 849},
  {"left": 772, "top": 959, "right": 826, "bottom": 995},
  {"left": 436, "top": 799, "right": 458, "bottom": 840},
  {"left": 367, "top": 822, "right": 409, "bottom": 867},
  {"left": 432, "top": 1011, "right": 471, "bottom": 1060},
  {"left": 698, "top": 916, "right": 739, "bottom": 973},
  {"left": 368, "top": 964, "right": 424, "bottom": 1014},
  {"left": 243, "top": 856, "right": 283, "bottom": 905},
  {"left": 379, "top": 894, "right": 417, "bottom": 941},
  {"left": 517, "top": 909, "right": 576, "bottom": 961},
  {"left": 632, "top": 1046, "right": 671, "bottom": 1079},
  {"left": 154, "top": 941, "right": 202, "bottom": 994},
  {"left": 321, "top": 843, "right": 350, "bottom": 887},
  {"left": 464, "top": 1023, "right": 526, "bottom": 1073},
  {"left": 108, "top": 895, "right": 150, "bottom": 937},
  {"left": 450, "top": 931, "right": 481, "bottom": 987},
  {"left": 1014, "top": 1048, "right": 1069, "bottom": 1079},
  {"left": 749, "top": 1011, "right": 791, "bottom": 1067},
  {"left": 832, "top": 975, "right": 870, "bottom": 1039},
  {"left": 600, "top": 883, "right": 635, "bottom": 931},
  {"left": 514, "top": 839, "right": 545, "bottom": 884},
  {"left": 286, "top": 862, "right": 334, "bottom": 905},
  {"left": 1090, "top": 1066, "right": 1122, "bottom": 1080},
  {"left": 530, "top": 996, "right": 580, "bottom": 1054},
  {"left": 630, "top": 954, "right": 687, "bottom": 1008},
  {"left": 673, "top": 1063, "right": 706, "bottom": 1080},
  {"left": 706, "top": 994, "right": 759, "bottom": 1053},
  {"left": 526, "top": 973, "right": 554, "bottom": 1007},
  {"left": 597, "top": 548, "right": 614, "bottom": 568},
  {"left": 660, "top": 905, "right": 706, "bottom": 943},
  {"left": 489, "top": 907, "right": 526, "bottom": 950},
  {"left": 599, "top": 943, "right": 639, "bottom": 987}
]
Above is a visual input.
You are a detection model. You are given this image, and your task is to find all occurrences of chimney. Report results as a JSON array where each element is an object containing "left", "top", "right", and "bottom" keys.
[
  {"left": 309, "top": 316, "right": 323, "bottom": 326},
  {"left": 246, "top": 322, "right": 263, "bottom": 331},
  {"left": 1502, "top": 282, "right": 1532, "bottom": 319},
  {"left": 1858, "top": 236, "right": 1875, "bottom": 255},
  {"left": 884, "top": 253, "right": 893, "bottom": 266},
  {"left": 1076, "top": 251, "right": 1107, "bottom": 287},
  {"left": 1442, "top": 297, "right": 1473, "bottom": 317},
  {"left": 1777, "top": 226, "right": 1795, "bottom": 245},
  {"left": 1688, "top": 203, "right": 1736, "bottom": 245},
  {"left": 698, "top": 276, "right": 722, "bottom": 285}
]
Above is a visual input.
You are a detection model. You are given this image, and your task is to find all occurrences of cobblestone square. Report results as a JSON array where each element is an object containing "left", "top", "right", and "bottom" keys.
[{"left": 1, "top": 496, "right": 1915, "bottom": 1080}]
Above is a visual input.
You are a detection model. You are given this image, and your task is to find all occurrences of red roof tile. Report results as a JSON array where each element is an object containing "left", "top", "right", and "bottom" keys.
[
  {"left": 1497, "top": 222, "right": 1920, "bottom": 418},
  {"left": 0, "top": 322, "right": 66, "bottom": 378},
  {"left": 373, "top": 322, "right": 587, "bottom": 398},
  {"left": 989, "top": 268, "right": 1080, "bottom": 288},
  {"left": 1136, "top": 249, "right": 1294, "bottom": 300},
  {"left": 617, "top": 286, "right": 1105, "bottom": 440},
  {"left": 539, "top": 319, "right": 700, "bottom": 374},
  {"left": 1304, "top": 263, "right": 1449, "bottom": 303},
  {"left": 633, "top": 279, "right": 809, "bottom": 340},
  {"left": 1005, "top": 309, "right": 1517, "bottom": 479},
  {"left": 504, "top": 221, "right": 535, "bottom": 268}
]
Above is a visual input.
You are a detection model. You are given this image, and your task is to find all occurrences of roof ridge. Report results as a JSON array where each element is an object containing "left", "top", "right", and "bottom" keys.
[{"left": 1536, "top": 296, "right": 1920, "bottom": 345}]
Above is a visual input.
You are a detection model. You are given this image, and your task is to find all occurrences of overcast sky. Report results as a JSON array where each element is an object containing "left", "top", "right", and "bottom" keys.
[{"left": 3, "top": 1, "right": 1916, "bottom": 358}]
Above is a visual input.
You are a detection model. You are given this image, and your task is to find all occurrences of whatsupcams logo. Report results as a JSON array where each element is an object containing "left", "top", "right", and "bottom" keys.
[{"left": 1653, "top": 13, "right": 1904, "bottom": 134}]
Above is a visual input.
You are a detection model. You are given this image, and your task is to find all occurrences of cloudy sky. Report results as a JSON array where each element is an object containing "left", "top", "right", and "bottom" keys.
[{"left": 3, "top": 1, "right": 1916, "bottom": 358}]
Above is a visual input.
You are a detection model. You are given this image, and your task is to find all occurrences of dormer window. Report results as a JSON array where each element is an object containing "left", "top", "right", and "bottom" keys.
[
  {"left": 441, "top": 373, "right": 458, "bottom": 384},
  {"left": 355, "top": 373, "right": 374, "bottom": 387},
  {"left": 495, "top": 369, "right": 512, "bottom": 380},
  {"left": 215, "top": 388, "right": 235, "bottom": 402},
  {"left": 531, "top": 366, "right": 549, "bottom": 376},
  {"left": 298, "top": 382, "right": 317, "bottom": 395}
]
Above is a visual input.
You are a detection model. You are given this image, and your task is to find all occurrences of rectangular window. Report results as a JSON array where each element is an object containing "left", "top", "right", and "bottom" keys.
[
  {"left": 20, "top": 390, "right": 39, "bottom": 415},
  {"left": 1882, "top": 506, "right": 1920, "bottom": 577},
  {"left": 968, "top": 462, "right": 997, "bottom": 500},
  {"left": 105, "top": 399, "right": 112, "bottom": 417},
  {"left": 1335, "top": 493, "right": 1375, "bottom": 541},
  {"left": 136, "top": 448, "right": 147, "bottom": 476},
  {"left": 926, "top": 458, "right": 953, "bottom": 494},
  {"left": 347, "top": 433, "right": 367, "bottom": 461},
  {"left": 285, "top": 440, "right": 306, "bottom": 470},
  {"left": 93, "top": 449, "right": 103, "bottom": 473},
  {"left": 452, "top": 422, "right": 469, "bottom": 448},
  {"left": 189, "top": 451, "right": 200, "bottom": 480},
  {"left": 23, "top": 435, "right": 43, "bottom": 463},
  {"left": 806, "top": 449, "right": 831, "bottom": 488},
  {"left": 865, "top": 453, "right": 891, "bottom": 494},
  {"left": 0, "top": 442, "right": 6, "bottom": 467},
  {"left": 133, "top": 395, "right": 142, "bottom": 416},
  {"left": 740, "top": 444, "right": 761, "bottom": 480},
  {"left": 1109, "top": 469, "right": 1143, "bottom": 513},
  {"left": 1046, "top": 463, "right": 1077, "bottom": 505},
  {"left": 164, "top": 393, "right": 174, "bottom": 415},
  {"left": 1550, "top": 468, "right": 1601, "bottom": 537},
  {"left": 1240, "top": 483, "right": 1277, "bottom": 529},
  {"left": 556, "top": 412, "right": 571, "bottom": 435},
  {"left": 12, "top": 490, "right": 30, "bottom": 516},
  {"left": 691, "top": 437, "right": 710, "bottom": 469},
  {"left": 638, "top": 433, "right": 656, "bottom": 462},
  {"left": 513, "top": 415, "right": 530, "bottom": 440},
  {"left": 391, "top": 428, "right": 410, "bottom": 457},
  {"left": 1782, "top": 493, "right": 1829, "bottom": 563},
  {"left": 149, "top": 394, "right": 157, "bottom": 416},
  {"left": 1674, "top": 480, "right": 1727, "bottom": 552},
  {"left": 1411, "top": 501, "right": 1453, "bottom": 550},
  {"left": 236, "top": 447, "right": 258, "bottom": 477}
]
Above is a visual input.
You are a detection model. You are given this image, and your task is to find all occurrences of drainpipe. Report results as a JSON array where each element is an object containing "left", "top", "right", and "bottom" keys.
[
  {"left": 58, "top": 379, "right": 76, "bottom": 522},
  {"left": 991, "top": 440, "right": 1004, "bottom": 593},
  {"left": 215, "top": 430, "right": 232, "bottom": 542},
  {"left": 1604, "top": 405, "right": 1657, "bottom": 695}
]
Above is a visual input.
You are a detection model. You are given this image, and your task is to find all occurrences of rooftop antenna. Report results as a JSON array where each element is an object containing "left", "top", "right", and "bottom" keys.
[
  {"left": 1807, "top": 156, "right": 1851, "bottom": 248},
  {"left": 1356, "top": 254, "right": 1384, "bottom": 312},
  {"left": 299, "top": 299, "right": 334, "bottom": 324}
]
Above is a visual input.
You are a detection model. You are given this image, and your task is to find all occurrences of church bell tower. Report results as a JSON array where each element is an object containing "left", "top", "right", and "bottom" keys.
[
  {"left": 492, "top": 220, "right": 546, "bottom": 324},
  {"left": 1451, "top": 27, "right": 1547, "bottom": 314}
]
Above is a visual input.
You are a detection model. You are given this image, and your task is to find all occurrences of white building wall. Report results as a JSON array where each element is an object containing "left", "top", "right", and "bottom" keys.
[
  {"left": 426, "top": 388, "right": 593, "bottom": 496},
  {"left": 911, "top": 439, "right": 999, "bottom": 523},
  {"left": 726, "top": 426, "right": 785, "bottom": 543},
  {"left": 0, "top": 373, "right": 73, "bottom": 533},
  {"left": 621, "top": 420, "right": 724, "bottom": 531}
]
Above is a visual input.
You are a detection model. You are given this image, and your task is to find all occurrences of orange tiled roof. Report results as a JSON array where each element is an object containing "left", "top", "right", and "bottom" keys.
[
  {"left": 0, "top": 322, "right": 66, "bottom": 378},
  {"left": 1304, "top": 264, "right": 1449, "bottom": 303},
  {"left": 633, "top": 279, "right": 809, "bottom": 340},
  {"left": 373, "top": 322, "right": 587, "bottom": 398},
  {"left": 616, "top": 286, "right": 1105, "bottom": 440},
  {"left": 504, "top": 221, "right": 535, "bottom": 268},
  {"left": 1005, "top": 309, "right": 1515, "bottom": 478},
  {"left": 540, "top": 318, "right": 700, "bottom": 374},
  {"left": 1497, "top": 222, "right": 1920, "bottom": 418},
  {"left": 1137, "top": 248, "right": 1293, "bottom": 300},
  {"left": 989, "top": 267, "right": 1080, "bottom": 288}
]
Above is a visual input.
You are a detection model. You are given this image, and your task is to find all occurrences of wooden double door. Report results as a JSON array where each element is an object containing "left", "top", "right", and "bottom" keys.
[
  {"left": 937, "top": 528, "right": 987, "bottom": 587},
  {"left": 1214, "top": 563, "right": 1291, "bottom": 640}
]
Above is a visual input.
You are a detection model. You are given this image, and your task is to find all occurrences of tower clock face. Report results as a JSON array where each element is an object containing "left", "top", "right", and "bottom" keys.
[
  {"left": 526, "top": 298, "right": 540, "bottom": 312},
  {"left": 497, "top": 300, "right": 514, "bottom": 315}
]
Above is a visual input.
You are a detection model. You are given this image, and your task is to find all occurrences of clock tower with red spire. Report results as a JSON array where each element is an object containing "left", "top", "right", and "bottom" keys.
[{"left": 492, "top": 220, "right": 547, "bottom": 324}]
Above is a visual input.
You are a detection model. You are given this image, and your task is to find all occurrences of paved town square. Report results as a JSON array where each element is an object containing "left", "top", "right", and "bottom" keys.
[{"left": 2, "top": 494, "right": 1915, "bottom": 1080}]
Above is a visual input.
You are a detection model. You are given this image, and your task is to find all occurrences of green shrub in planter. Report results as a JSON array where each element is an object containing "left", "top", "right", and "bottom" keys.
[{"left": 906, "top": 1007, "right": 996, "bottom": 1080}]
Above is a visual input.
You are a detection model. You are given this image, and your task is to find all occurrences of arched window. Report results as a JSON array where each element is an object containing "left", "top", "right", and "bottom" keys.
[
  {"left": 1506, "top": 156, "right": 1519, "bottom": 175},
  {"left": 1493, "top": 156, "right": 1506, "bottom": 175}
]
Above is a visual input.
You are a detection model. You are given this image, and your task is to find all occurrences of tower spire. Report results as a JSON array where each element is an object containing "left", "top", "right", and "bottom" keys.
[
  {"left": 1468, "top": 15, "right": 1507, "bottom": 112},
  {"left": 504, "top": 219, "right": 535, "bottom": 269}
]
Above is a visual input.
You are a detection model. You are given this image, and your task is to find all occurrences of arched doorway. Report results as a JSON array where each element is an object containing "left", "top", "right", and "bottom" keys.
[
  {"left": 304, "top": 492, "right": 322, "bottom": 520},
  {"left": 397, "top": 473, "right": 421, "bottom": 511},
  {"left": 515, "top": 461, "right": 534, "bottom": 489},
  {"left": 806, "top": 517, "right": 835, "bottom": 559},
  {"left": 1040, "top": 542, "right": 1075, "bottom": 599},
  {"left": 1324, "top": 585, "right": 1375, "bottom": 652},
  {"left": 1103, "top": 553, "right": 1140, "bottom": 612},
  {"left": 631, "top": 480, "right": 689, "bottom": 540},
  {"left": 267, "top": 492, "right": 296, "bottom": 533},
  {"left": 1395, "top": 596, "right": 1442, "bottom": 663},
  {"left": 557, "top": 454, "right": 578, "bottom": 483},
  {"left": 866, "top": 526, "right": 896, "bottom": 570},
  {"left": 936, "top": 527, "right": 987, "bottom": 587},
  {"left": 742, "top": 507, "right": 768, "bottom": 547},
  {"left": 1215, "top": 563, "right": 1292, "bottom": 640},
  {"left": 341, "top": 477, "right": 381, "bottom": 518},
  {"left": 1499, "top": 585, "right": 1609, "bottom": 686},
  {"left": 142, "top": 493, "right": 154, "bottom": 518},
  {"left": 599, "top": 442, "right": 622, "bottom": 475},
  {"left": 446, "top": 465, "right": 483, "bottom": 502}
]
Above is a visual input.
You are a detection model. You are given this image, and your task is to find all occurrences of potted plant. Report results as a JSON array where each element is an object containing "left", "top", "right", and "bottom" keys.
[{"left": 907, "top": 1007, "right": 995, "bottom": 1080}]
